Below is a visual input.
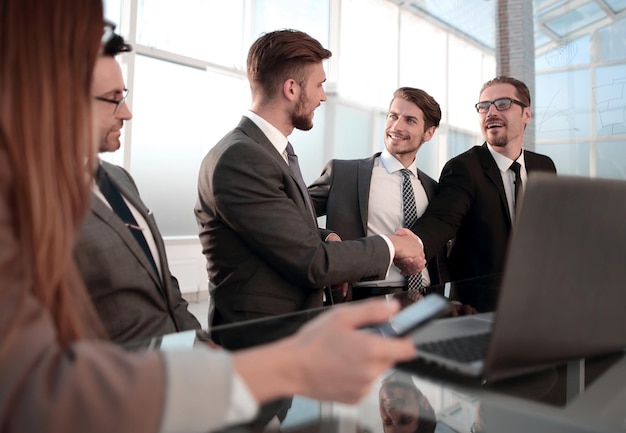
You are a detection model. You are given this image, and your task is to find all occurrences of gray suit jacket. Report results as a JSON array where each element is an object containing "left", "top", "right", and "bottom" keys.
[
  {"left": 194, "top": 117, "right": 392, "bottom": 332},
  {"left": 75, "top": 160, "right": 200, "bottom": 343},
  {"left": 308, "top": 153, "right": 449, "bottom": 295}
]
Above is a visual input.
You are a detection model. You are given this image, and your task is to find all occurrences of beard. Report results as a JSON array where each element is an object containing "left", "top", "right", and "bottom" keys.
[
  {"left": 291, "top": 92, "right": 314, "bottom": 131},
  {"left": 488, "top": 133, "right": 508, "bottom": 147}
]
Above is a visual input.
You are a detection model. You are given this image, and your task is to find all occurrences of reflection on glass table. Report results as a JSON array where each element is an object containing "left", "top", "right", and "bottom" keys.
[{"left": 123, "top": 273, "right": 626, "bottom": 433}]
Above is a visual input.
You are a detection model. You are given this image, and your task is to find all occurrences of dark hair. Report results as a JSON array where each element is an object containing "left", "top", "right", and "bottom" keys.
[
  {"left": 246, "top": 29, "right": 332, "bottom": 99},
  {"left": 103, "top": 26, "right": 132, "bottom": 57},
  {"left": 392, "top": 87, "right": 442, "bottom": 130},
  {"left": 480, "top": 76, "right": 531, "bottom": 107},
  {"left": 380, "top": 372, "right": 437, "bottom": 433}
]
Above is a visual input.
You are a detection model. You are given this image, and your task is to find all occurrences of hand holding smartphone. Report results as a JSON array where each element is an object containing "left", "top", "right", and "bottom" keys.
[{"left": 367, "top": 294, "right": 452, "bottom": 337}]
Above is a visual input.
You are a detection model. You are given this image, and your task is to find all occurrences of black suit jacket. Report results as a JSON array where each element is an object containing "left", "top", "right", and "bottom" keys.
[
  {"left": 308, "top": 152, "right": 449, "bottom": 297},
  {"left": 75, "top": 161, "right": 200, "bottom": 343},
  {"left": 194, "top": 117, "right": 393, "bottom": 331},
  {"left": 411, "top": 143, "right": 557, "bottom": 311}
]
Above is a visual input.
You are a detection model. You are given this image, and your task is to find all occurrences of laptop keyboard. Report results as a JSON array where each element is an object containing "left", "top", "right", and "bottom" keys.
[{"left": 417, "top": 332, "right": 491, "bottom": 363}]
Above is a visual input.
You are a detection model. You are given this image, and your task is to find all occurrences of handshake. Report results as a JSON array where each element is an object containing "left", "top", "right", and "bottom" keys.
[{"left": 388, "top": 227, "right": 426, "bottom": 276}]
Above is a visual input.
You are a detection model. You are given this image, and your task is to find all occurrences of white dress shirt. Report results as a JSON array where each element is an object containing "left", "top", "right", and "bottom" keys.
[
  {"left": 356, "top": 148, "right": 431, "bottom": 287},
  {"left": 486, "top": 144, "right": 527, "bottom": 222}
]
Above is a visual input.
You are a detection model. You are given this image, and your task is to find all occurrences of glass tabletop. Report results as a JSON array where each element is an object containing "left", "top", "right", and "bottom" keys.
[{"left": 125, "top": 275, "right": 626, "bottom": 433}]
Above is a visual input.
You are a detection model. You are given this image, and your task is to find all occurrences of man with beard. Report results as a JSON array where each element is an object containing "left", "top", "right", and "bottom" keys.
[
  {"left": 194, "top": 30, "right": 426, "bottom": 332},
  {"left": 408, "top": 76, "right": 556, "bottom": 312},
  {"left": 308, "top": 87, "right": 450, "bottom": 301}
]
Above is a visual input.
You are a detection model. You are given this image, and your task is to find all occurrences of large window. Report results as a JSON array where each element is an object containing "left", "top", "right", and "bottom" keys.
[
  {"left": 103, "top": 0, "right": 626, "bottom": 240},
  {"left": 130, "top": 56, "right": 248, "bottom": 236},
  {"left": 535, "top": 1, "right": 626, "bottom": 180}
]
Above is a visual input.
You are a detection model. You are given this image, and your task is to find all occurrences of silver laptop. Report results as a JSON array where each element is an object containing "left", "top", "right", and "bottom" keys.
[{"left": 410, "top": 173, "right": 626, "bottom": 383}]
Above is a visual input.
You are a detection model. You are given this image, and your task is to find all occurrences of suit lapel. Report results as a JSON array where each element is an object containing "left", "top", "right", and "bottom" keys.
[
  {"left": 94, "top": 165, "right": 164, "bottom": 289},
  {"left": 524, "top": 150, "right": 540, "bottom": 173},
  {"left": 237, "top": 117, "right": 286, "bottom": 167},
  {"left": 237, "top": 117, "right": 317, "bottom": 228},
  {"left": 357, "top": 155, "right": 377, "bottom": 235},
  {"left": 417, "top": 168, "right": 436, "bottom": 201}
]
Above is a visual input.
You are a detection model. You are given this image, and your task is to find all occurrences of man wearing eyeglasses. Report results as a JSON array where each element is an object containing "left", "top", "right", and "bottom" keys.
[
  {"left": 74, "top": 30, "right": 201, "bottom": 343},
  {"left": 407, "top": 76, "right": 556, "bottom": 312}
]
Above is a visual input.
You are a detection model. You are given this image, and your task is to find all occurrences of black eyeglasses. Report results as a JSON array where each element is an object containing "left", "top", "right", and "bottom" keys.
[
  {"left": 475, "top": 97, "right": 526, "bottom": 113},
  {"left": 94, "top": 89, "right": 129, "bottom": 115}
]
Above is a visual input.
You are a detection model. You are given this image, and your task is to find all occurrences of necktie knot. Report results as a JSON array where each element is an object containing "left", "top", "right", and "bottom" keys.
[{"left": 510, "top": 161, "right": 522, "bottom": 177}]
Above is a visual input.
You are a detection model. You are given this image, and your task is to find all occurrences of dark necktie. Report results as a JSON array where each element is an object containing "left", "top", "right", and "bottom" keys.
[
  {"left": 96, "top": 165, "right": 160, "bottom": 276},
  {"left": 285, "top": 142, "right": 316, "bottom": 222},
  {"left": 510, "top": 161, "right": 523, "bottom": 212},
  {"left": 400, "top": 169, "right": 424, "bottom": 293}
]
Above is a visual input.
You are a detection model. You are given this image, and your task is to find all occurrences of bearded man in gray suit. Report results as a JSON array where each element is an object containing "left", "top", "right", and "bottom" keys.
[
  {"left": 74, "top": 33, "right": 200, "bottom": 343},
  {"left": 195, "top": 30, "right": 425, "bottom": 332}
]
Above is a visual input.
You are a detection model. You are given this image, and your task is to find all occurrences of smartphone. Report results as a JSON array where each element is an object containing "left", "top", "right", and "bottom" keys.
[{"left": 367, "top": 294, "right": 452, "bottom": 337}]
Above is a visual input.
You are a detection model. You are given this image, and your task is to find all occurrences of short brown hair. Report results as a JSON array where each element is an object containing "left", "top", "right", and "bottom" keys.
[
  {"left": 392, "top": 87, "right": 442, "bottom": 130},
  {"left": 480, "top": 76, "right": 531, "bottom": 107},
  {"left": 246, "top": 29, "right": 332, "bottom": 100}
]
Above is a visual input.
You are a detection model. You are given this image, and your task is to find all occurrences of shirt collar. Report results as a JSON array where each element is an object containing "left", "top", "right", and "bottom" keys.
[
  {"left": 486, "top": 143, "right": 526, "bottom": 172},
  {"left": 380, "top": 148, "right": 417, "bottom": 176},
  {"left": 245, "top": 110, "right": 289, "bottom": 156}
]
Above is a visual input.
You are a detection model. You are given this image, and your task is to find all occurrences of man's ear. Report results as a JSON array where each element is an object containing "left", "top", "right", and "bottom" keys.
[
  {"left": 424, "top": 126, "right": 436, "bottom": 142},
  {"left": 282, "top": 78, "right": 299, "bottom": 102}
]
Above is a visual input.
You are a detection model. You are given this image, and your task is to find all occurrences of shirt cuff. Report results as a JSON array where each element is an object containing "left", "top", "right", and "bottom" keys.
[
  {"left": 159, "top": 347, "right": 258, "bottom": 433},
  {"left": 379, "top": 234, "right": 395, "bottom": 277}
]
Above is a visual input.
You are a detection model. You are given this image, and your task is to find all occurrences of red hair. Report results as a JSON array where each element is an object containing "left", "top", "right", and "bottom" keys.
[{"left": 0, "top": 0, "right": 106, "bottom": 344}]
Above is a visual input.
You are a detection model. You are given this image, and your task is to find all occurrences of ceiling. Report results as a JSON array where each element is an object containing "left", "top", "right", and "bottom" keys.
[{"left": 388, "top": 0, "right": 626, "bottom": 54}]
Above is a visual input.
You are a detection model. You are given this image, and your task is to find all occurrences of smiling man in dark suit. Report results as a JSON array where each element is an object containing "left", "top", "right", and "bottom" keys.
[
  {"left": 308, "top": 87, "right": 449, "bottom": 301},
  {"left": 408, "top": 76, "right": 557, "bottom": 312},
  {"left": 74, "top": 32, "right": 201, "bottom": 343},
  {"left": 194, "top": 30, "right": 426, "bottom": 332}
]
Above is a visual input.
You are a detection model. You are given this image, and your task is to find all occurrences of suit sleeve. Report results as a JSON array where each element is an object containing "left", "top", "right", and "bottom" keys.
[
  {"left": 168, "top": 274, "right": 202, "bottom": 330},
  {"left": 0, "top": 237, "right": 249, "bottom": 432},
  {"left": 0, "top": 286, "right": 252, "bottom": 433},
  {"left": 198, "top": 142, "right": 389, "bottom": 287},
  {"left": 412, "top": 157, "right": 474, "bottom": 261},
  {"left": 307, "top": 159, "right": 334, "bottom": 217}
]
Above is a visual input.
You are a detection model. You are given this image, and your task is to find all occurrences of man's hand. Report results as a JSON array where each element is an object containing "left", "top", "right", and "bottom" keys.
[{"left": 388, "top": 228, "right": 426, "bottom": 275}]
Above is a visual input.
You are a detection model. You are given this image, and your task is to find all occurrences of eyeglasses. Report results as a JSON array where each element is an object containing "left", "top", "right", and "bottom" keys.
[
  {"left": 94, "top": 89, "right": 129, "bottom": 115},
  {"left": 475, "top": 97, "right": 526, "bottom": 113}
]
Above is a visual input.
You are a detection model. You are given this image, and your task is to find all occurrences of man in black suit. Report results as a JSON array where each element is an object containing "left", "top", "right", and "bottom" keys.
[
  {"left": 194, "top": 30, "right": 425, "bottom": 331},
  {"left": 308, "top": 87, "right": 449, "bottom": 301},
  {"left": 408, "top": 76, "right": 557, "bottom": 312}
]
